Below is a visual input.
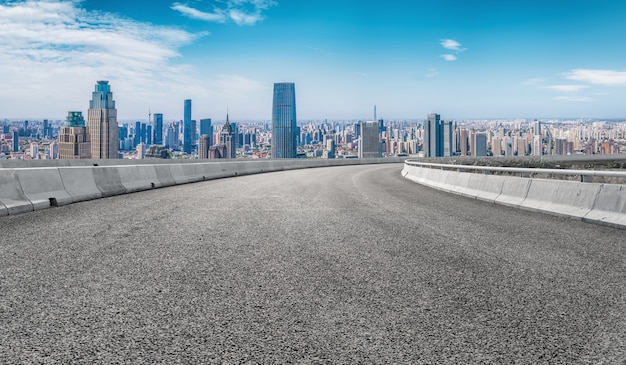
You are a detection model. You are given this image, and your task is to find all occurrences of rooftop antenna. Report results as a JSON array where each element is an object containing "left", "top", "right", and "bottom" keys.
[
  {"left": 374, "top": 105, "right": 377, "bottom": 122},
  {"left": 148, "top": 106, "right": 152, "bottom": 125}
]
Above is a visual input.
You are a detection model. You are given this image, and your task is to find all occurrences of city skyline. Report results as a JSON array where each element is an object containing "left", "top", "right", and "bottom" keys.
[{"left": 1, "top": 0, "right": 626, "bottom": 121}]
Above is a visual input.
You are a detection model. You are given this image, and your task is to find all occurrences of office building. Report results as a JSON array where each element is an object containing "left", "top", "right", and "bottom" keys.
[
  {"left": 136, "top": 142, "right": 146, "bottom": 159},
  {"left": 87, "top": 81, "right": 118, "bottom": 159},
  {"left": 423, "top": 113, "right": 453, "bottom": 157},
  {"left": 30, "top": 142, "right": 38, "bottom": 159},
  {"left": 271, "top": 82, "right": 297, "bottom": 158},
  {"left": 12, "top": 130, "right": 19, "bottom": 152},
  {"left": 49, "top": 140, "right": 58, "bottom": 159},
  {"left": 153, "top": 113, "right": 163, "bottom": 145},
  {"left": 358, "top": 121, "right": 381, "bottom": 158},
  {"left": 183, "top": 99, "right": 192, "bottom": 154},
  {"left": 473, "top": 133, "right": 488, "bottom": 156},
  {"left": 59, "top": 111, "right": 91, "bottom": 159},
  {"left": 220, "top": 116, "right": 237, "bottom": 159},
  {"left": 198, "top": 135, "right": 210, "bottom": 159}
]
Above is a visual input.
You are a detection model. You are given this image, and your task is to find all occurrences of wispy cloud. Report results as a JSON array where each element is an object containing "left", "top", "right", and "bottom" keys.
[
  {"left": 439, "top": 39, "right": 465, "bottom": 62},
  {"left": 546, "top": 85, "right": 589, "bottom": 92},
  {"left": 172, "top": 0, "right": 277, "bottom": 26},
  {"left": 170, "top": 3, "right": 226, "bottom": 23},
  {"left": 440, "top": 39, "right": 464, "bottom": 52},
  {"left": 564, "top": 69, "right": 626, "bottom": 85},
  {"left": 554, "top": 96, "right": 594, "bottom": 102}
]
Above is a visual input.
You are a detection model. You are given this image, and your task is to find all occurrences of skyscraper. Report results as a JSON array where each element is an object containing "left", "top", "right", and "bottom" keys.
[
  {"left": 12, "top": 130, "right": 19, "bottom": 152},
  {"left": 220, "top": 114, "right": 237, "bottom": 159},
  {"left": 183, "top": 99, "right": 192, "bottom": 154},
  {"left": 153, "top": 113, "right": 163, "bottom": 145},
  {"left": 423, "top": 113, "right": 452, "bottom": 157},
  {"left": 59, "top": 111, "right": 90, "bottom": 159},
  {"left": 199, "top": 118, "right": 213, "bottom": 147},
  {"left": 87, "top": 81, "right": 118, "bottom": 159},
  {"left": 473, "top": 133, "right": 488, "bottom": 156},
  {"left": 358, "top": 121, "right": 381, "bottom": 158},
  {"left": 271, "top": 82, "right": 297, "bottom": 159}
]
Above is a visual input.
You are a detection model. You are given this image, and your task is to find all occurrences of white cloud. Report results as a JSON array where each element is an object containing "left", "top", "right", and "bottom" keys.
[
  {"left": 172, "top": 0, "right": 277, "bottom": 26},
  {"left": 171, "top": 3, "right": 226, "bottom": 23},
  {"left": 0, "top": 0, "right": 208, "bottom": 119},
  {"left": 554, "top": 96, "right": 594, "bottom": 102},
  {"left": 564, "top": 69, "right": 626, "bottom": 85},
  {"left": 546, "top": 85, "right": 589, "bottom": 92},
  {"left": 440, "top": 39, "right": 465, "bottom": 52},
  {"left": 441, "top": 54, "right": 457, "bottom": 62}
]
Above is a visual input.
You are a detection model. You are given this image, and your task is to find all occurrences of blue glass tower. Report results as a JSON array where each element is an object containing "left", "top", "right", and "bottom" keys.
[
  {"left": 271, "top": 82, "right": 297, "bottom": 159},
  {"left": 183, "top": 99, "right": 192, "bottom": 154},
  {"left": 200, "top": 118, "right": 213, "bottom": 146},
  {"left": 154, "top": 113, "right": 163, "bottom": 145}
]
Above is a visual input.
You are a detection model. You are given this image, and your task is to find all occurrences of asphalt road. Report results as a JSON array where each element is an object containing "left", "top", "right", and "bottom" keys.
[{"left": 1, "top": 163, "right": 624, "bottom": 364}]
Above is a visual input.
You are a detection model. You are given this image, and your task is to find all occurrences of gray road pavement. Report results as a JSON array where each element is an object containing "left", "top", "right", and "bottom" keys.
[{"left": 1, "top": 163, "right": 624, "bottom": 364}]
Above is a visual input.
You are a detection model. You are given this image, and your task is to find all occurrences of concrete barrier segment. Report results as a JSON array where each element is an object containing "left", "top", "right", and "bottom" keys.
[
  {"left": 153, "top": 164, "right": 176, "bottom": 187},
  {"left": 495, "top": 177, "right": 531, "bottom": 208},
  {"left": 521, "top": 179, "right": 600, "bottom": 219},
  {"left": 15, "top": 168, "right": 73, "bottom": 210},
  {"left": 0, "top": 170, "right": 33, "bottom": 215},
  {"left": 584, "top": 184, "right": 626, "bottom": 228},
  {"left": 58, "top": 167, "right": 102, "bottom": 203},
  {"left": 118, "top": 165, "right": 160, "bottom": 193},
  {"left": 92, "top": 166, "right": 126, "bottom": 197},
  {"left": 467, "top": 174, "right": 504, "bottom": 203}
]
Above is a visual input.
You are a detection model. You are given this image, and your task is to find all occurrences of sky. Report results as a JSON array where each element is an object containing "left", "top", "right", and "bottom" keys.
[{"left": 1, "top": 0, "right": 626, "bottom": 122}]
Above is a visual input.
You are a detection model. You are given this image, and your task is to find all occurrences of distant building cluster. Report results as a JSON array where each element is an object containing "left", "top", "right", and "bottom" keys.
[{"left": 1, "top": 82, "right": 625, "bottom": 160}]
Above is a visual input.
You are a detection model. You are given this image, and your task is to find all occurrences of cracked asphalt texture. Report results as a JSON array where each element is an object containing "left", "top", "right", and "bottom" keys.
[{"left": 1, "top": 163, "right": 625, "bottom": 364}]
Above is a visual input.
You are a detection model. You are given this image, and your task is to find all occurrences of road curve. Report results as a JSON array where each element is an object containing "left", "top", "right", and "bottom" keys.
[{"left": 1, "top": 163, "right": 624, "bottom": 364}]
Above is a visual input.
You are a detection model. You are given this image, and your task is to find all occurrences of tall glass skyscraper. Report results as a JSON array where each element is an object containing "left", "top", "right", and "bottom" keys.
[
  {"left": 183, "top": 99, "right": 192, "bottom": 154},
  {"left": 154, "top": 113, "right": 163, "bottom": 145},
  {"left": 87, "top": 81, "right": 118, "bottom": 159},
  {"left": 423, "top": 113, "right": 452, "bottom": 157},
  {"left": 271, "top": 82, "right": 297, "bottom": 159}
]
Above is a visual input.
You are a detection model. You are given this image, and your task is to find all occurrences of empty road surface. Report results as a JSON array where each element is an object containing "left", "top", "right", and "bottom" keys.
[{"left": 1, "top": 163, "right": 624, "bottom": 364}]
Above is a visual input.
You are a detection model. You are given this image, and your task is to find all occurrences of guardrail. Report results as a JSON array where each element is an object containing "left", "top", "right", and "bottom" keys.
[
  {"left": 402, "top": 160, "right": 626, "bottom": 229},
  {"left": 404, "top": 160, "right": 626, "bottom": 182}
]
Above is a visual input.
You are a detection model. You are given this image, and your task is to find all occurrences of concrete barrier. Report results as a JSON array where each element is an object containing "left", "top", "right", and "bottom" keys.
[
  {"left": 402, "top": 162, "right": 624, "bottom": 228},
  {"left": 58, "top": 167, "right": 102, "bottom": 203},
  {"left": 520, "top": 179, "right": 601, "bottom": 219},
  {"left": 16, "top": 168, "right": 73, "bottom": 210},
  {"left": 495, "top": 177, "right": 531, "bottom": 208},
  {"left": 0, "top": 170, "right": 32, "bottom": 215},
  {"left": 468, "top": 174, "right": 504, "bottom": 203},
  {"left": 92, "top": 167, "right": 126, "bottom": 197},
  {"left": 584, "top": 184, "right": 626, "bottom": 227},
  {"left": 153, "top": 164, "right": 176, "bottom": 187},
  {"left": 118, "top": 165, "right": 160, "bottom": 193}
]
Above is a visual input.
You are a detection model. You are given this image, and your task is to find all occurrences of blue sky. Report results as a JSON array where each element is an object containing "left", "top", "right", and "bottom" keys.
[{"left": 1, "top": 0, "right": 625, "bottom": 121}]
